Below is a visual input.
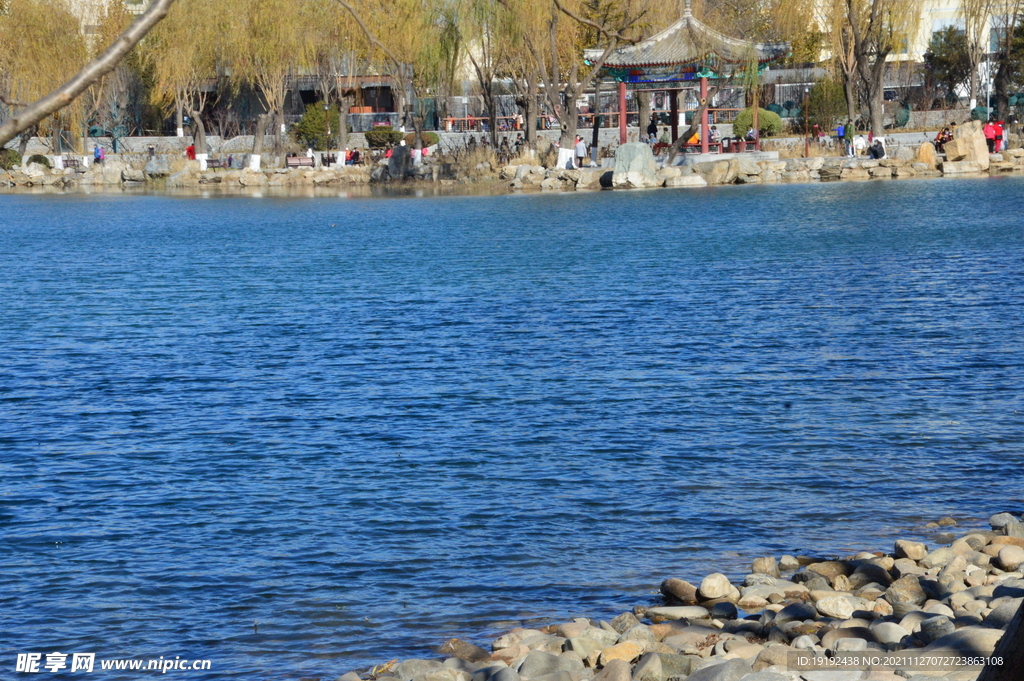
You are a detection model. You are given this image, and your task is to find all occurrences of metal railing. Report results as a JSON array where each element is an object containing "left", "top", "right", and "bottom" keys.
[{"left": 440, "top": 108, "right": 742, "bottom": 133}]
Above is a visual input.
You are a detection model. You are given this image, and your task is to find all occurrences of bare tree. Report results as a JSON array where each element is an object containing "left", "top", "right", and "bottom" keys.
[
  {"left": 0, "top": 0, "right": 176, "bottom": 149},
  {"left": 962, "top": 0, "right": 996, "bottom": 109},
  {"left": 845, "top": 0, "right": 918, "bottom": 135}
]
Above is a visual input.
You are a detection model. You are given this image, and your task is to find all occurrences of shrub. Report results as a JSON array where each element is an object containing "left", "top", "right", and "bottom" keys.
[
  {"left": 0, "top": 148, "right": 21, "bottom": 170},
  {"left": 293, "top": 101, "right": 345, "bottom": 150},
  {"left": 27, "top": 154, "right": 51, "bottom": 168},
  {"left": 365, "top": 126, "right": 404, "bottom": 149},
  {"left": 733, "top": 107, "right": 783, "bottom": 137},
  {"left": 404, "top": 131, "right": 439, "bottom": 147}
]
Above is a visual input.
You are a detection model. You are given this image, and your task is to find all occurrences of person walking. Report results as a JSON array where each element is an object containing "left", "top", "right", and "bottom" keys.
[
  {"left": 93, "top": 144, "right": 102, "bottom": 165},
  {"left": 843, "top": 120, "right": 854, "bottom": 157},
  {"left": 574, "top": 135, "right": 588, "bottom": 167}
]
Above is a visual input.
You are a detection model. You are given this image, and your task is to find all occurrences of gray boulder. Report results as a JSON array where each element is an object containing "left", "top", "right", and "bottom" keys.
[
  {"left": 611, "top": 143, "right": 658, "bottom": 188},
  {"left": 396, "top": 660, "right": 444, "bottom": 681},
  {"left": 387, "top": 145, "right": 413, "bottom": 180},
  {"left": 631, "top": 652, "right": 662, "bottom": 681},
  {"left": 984, "top": 597, "right": 1023, "bottom": 629},
  {"left": 122, "top": 167, "right": 146, "bottom": 183},
  {"left": 144, "top": 157, "right": 171, "bottom": 178},
  {"left": 517, "top": 651, "right": 581, "bottom": 679},
  {"left": 685, "top": 658, "right": 752, "bottom": 681}
]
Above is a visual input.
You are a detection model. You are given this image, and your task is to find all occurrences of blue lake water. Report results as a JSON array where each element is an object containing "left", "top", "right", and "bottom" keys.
[{"left": 1, "top": 179, "right": 1023, "bottom": 679}]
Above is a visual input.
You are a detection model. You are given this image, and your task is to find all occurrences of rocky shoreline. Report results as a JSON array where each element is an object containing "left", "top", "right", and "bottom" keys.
[
  {"left": 332, "top": 513, "right": 1023, "bottom": 681},
  {"left": 3, "top": 122, "right": 1021, "bottom": 195}
]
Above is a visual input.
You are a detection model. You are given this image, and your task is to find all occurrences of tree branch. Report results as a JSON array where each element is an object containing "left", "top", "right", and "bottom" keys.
[
  {"left": 0, "top": 94, "right": 27, "bottom": 108},
  {"left": 0, "top": 0, "right": 177, "bottom": 148},
  {"left": 551, "top": 0, "right": 641, "bottom": 45},
  {"left": 331, "top": 0, "right": 404, "bottom": 76}
]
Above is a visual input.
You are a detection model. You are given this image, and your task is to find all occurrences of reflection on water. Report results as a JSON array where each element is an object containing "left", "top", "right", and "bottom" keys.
[{"left": 0, "top": 179, "right": 514, "bottom": 200}]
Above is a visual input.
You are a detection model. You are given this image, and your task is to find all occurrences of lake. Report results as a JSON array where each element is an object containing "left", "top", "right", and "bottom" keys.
[{"left": 1, "top": 178, "right": 1023, "bottom": 679}]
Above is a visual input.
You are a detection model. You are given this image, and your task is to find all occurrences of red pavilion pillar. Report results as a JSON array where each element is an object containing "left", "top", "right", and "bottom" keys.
[
  {"left": 618, "top": 81, "right": 627, "bottom": 145},
  {"left": 669, "top": 90, "right": 679, "bottom": 143},
  {"left": 700, "top": 76, "right": 709, "bottom": 154}
]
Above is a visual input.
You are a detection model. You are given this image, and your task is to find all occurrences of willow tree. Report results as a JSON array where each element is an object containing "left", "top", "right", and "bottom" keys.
[
  {"left": 821, "top": 0, "right": 862, "bottom": 123},
  {"left": 141, "top": 0, "right": 219, "bottom": 139},
  {"left": 844, "top": 0, "right": 918, "bottom": 135},
  {"left": 0, "top": 0, "right": 176, "bottom": 149},
  {"left": 458, "top": 0, "right": 517, "bottom": 148},
  {"left": 962, "top": 0, "right": 996, "bottom": 109},
  {"left": 0, "top": 0, "right": 87, "bottom": 155},
  {"left": 500, "top": 0, "right": 651, "bottom": 162},
  {"left": 334, "top": 0, "right": 460, "bottom": 150},
  {"left": 308, "top": 0, "right": 365, "bottom": 155},
  {"left": 228, "top": 0, "right": 315, "bottom": 165}
]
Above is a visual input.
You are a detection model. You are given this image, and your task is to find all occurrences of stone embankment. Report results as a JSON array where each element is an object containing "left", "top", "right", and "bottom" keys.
[
  {"left": 0, "top": 156, "right": 376, "bottom": 190},
  {"left": 3, "top": 122, "right": 1021, "bottom": 193},
  {"left": 340, "top": 512, "right": 1024, "bottom": 681}
]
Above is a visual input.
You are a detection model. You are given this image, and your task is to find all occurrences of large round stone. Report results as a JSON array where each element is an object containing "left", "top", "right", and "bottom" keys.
[
  {"left": 997, "top": 545, "right": 1024, "bottom": 571},
  {"left": 894, "top": 540, "right": 928, "bottom": 561},
  {"left": 751, "top": 557, "right": 780, "bottom": 578},
  {"left": 699, "top": 573, "right": 732, "bottom": 600},
  {"left": 660, "top": 578, "right": 699, "bottom": 604},
  {"left": 884, "top": 575, "right": 928, "bottom": 606},
  {"left": 815, "top": 595, "right": 869, "bottom": 620}
]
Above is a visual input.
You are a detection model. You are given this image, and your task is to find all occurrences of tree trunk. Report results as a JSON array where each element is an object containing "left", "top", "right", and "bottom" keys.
[
  {"left": 525, "top": 75, "right": 538, "bottom": 149},
  {"left": 591, "top": 80, "right": 603, "bottom": 158},
  {"left": 175, "top": 97, "right": 184, "bottom": 137},
  {"left": 51, "top": 117, "right": 61, "bottom": 154},
  {"left": 666, "top": 89, "right": 717, "bottom": 166},
  {"left": 843, "top": 74, "right": 858, "bottom": 124},
  {"left": 190, "top": 110, "right": 207, "bottom": 155},
  {"left": 252, "top": 112, "right": 270, "bottom": 158},
  {"left": 969, "top": 67, "right": 979, "bottom": 110},
  {"left": 977, "top": 600, "right": 1024, "bottom": 681},
  {"left": 339, "top": 93, "right": 352, "bottom": 153},
  {"left": 994, "top": 57, "right": 1011, "bottom": 122},
  {"left": 638, "top": 90, "right": 651, "bottom": 141},
  {"left": 411, "top": 109, "right": 425, "bottom": 150},
  {"left": 559, "top": 93, "right": 578, "bottom": 149},
  {"left": 867, "top": 82, "right": 885, "bottom": 137},
  {"left": 276, "top": 106, "right": 284, "bottom": 152},
  {"left": 18, "top": 125, "right": 36, "bottom": 158}
]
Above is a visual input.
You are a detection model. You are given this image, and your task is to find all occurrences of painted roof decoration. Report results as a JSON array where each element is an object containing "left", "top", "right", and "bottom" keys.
[{"left": 583, "top": 0, "right": 789, "bottom": 81}]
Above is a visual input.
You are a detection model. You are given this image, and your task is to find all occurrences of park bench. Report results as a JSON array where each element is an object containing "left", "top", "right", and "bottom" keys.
[
  {"left": 206, "top": 158, "right": 226, "bottom": 169},
  {"left": 285, "top": 156, "right": 315, "bottom": 168},
  {"left": 321, "top": 153, "right": 337, "bottom": 167},
  {"left": 62, "top": 157, "right": 86, "bottom": 171}
]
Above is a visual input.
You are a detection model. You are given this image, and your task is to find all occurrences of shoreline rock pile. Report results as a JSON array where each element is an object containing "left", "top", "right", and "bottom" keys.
[{"left": 338, "top": 513, "right": 1023, "bottom": 681}]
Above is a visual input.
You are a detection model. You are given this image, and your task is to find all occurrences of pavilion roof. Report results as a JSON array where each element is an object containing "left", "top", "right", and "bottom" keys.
[{"left": 583, "top": 4, "right": 789, "bottom": 74}]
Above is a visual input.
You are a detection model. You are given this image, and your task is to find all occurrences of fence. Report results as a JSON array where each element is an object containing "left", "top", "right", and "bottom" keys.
[{"left": 440, "top": 109, "right": 742, "bottom": 133}]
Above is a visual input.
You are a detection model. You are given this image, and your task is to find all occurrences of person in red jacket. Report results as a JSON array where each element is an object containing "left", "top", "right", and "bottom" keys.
[
  {"left": 995, "top": 120, "right": 1005, "bottom": 152},
  {"left": 983, "top": 120, "right": 997, "bottom": 153}
]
